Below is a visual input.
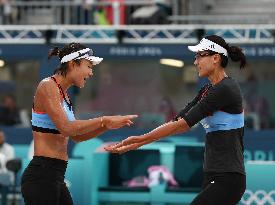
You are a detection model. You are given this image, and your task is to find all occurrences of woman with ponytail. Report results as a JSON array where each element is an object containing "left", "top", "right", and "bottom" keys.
[
  {"left": 21, "top": 43, "right": 137, "bottom": 205},
  {"left": 106, "top": 35, "right": 246, "bottom": 205}
]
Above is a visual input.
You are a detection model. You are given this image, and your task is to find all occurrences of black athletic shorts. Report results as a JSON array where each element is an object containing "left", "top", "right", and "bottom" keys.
[
  {"left": 190, "top": 172, "right": 246, "bottom": 205},
  {"left": 21, "top": 156, "right": 73, "bottom": 205}
]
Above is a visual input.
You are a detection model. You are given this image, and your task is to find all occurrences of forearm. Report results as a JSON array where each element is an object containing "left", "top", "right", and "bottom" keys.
[
  {"left": 108, "top": 119, "right": 190, "bottom": 153},
  {"left": 114, "top": 121, "right": 189, "bottom": 153},
  {"left": 141, "top": 119, "right": 189, "bottom": 143},
  {"left": 71, "top": 126, "right": 109, "bottom": 142},
  {"left": 60, "top": 117, "right": 105, "bottom": 137}
]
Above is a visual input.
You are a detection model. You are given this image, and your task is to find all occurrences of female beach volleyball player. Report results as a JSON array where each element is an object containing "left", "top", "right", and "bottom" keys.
[
  {"left": 21, "top": 43, "right": 137, "bottom": 205},
  {"left": 106, "top": 35, "right": 246, "bottom": 205}
]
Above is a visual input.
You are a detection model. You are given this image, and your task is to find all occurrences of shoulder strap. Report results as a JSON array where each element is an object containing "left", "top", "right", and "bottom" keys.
[
  {"left": 51, "top": 76, "right": 66, "bottom": 99},
  {"left": 51, "top": 76, "right": 72, "bottom": 110}
]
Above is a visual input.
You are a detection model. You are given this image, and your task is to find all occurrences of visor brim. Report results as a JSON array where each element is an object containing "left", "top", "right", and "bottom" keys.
[
  {"left": 188, "top": 45, "right": 204, "bottom": 53},
  {"left": 80, "top": 56, "right": 103, "bottom": 65}
]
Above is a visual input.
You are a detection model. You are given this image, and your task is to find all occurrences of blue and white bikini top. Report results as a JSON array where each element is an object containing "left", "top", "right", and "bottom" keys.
[{"left": 31, "top": 76, "right": 76, "bottom": 134}]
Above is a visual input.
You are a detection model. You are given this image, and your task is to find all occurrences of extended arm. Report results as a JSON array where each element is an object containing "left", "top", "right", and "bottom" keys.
[
  {"left": 105, "top": 119, "right": 190, "bottom": 153},
  {"left": 36, "top": 80, "right": 137, "bottom": 138}
]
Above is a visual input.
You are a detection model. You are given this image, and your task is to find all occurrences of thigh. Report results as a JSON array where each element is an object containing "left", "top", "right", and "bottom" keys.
[
  {"left": 190, "top": 174, "right": 246, "bottom": 205},
  {"left": 21, "top": 181, "right": 60, "bottom": 205},
  {"left": 60, "top": 183, "right": 74, "bottom": 205},
  {"left": 190, "top": 180, "right": 225, "bottom": 205}
]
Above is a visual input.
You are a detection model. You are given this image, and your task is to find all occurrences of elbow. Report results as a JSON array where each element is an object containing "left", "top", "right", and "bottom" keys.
[
  {"left": 57, "top": 122, "right": 78, "bottom": 137},
  {"left": 177, "top": 119, "right": 190, "bottom": 133},
  {"left": 59, "top": 129, "right": 73, "bottom": 138},
  {"left": 183, "top": 120, "right": 191, "bottom": 131},
  {"left": 71, "top": 136, "right": 82, "bottom": 143},
  {"left": 71, "top": 134, "right": 97, "bottom": 143}
]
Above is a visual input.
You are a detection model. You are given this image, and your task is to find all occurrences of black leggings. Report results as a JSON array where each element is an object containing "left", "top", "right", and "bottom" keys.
[
  {"left": 21, "top": 156, "right": 73, "bottom": 205},
  {"left": 190, "top": 172, "right": 246, "bottom": 205}
]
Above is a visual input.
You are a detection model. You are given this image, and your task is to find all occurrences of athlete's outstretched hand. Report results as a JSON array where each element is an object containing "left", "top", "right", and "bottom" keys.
[
  {"left": 104, "top": 115, "right": 138, "bottom": 129},
  {"left": 104, "top": 117, "right": 189, "bottom": 154},
  {"left": 105, "top": 135, "right": 148, "bottom": 154}
]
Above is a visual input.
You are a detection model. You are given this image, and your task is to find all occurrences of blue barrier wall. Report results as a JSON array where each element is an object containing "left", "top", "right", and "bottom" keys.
[{"left": 3, "top": 126, "right": 275, "bottom": 161}]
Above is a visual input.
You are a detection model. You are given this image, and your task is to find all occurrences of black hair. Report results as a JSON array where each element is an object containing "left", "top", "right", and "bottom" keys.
[
  {"left": 48, "top": 43, "right": 87, "bottom": 76},
  {"left": 205, "top": 35, "right": 246, "bottom": 69}
]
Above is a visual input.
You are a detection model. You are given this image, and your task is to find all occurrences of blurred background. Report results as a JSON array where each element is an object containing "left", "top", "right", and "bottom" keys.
[{"left": 0, "top": 0, "right": 275, "bottom": 204}]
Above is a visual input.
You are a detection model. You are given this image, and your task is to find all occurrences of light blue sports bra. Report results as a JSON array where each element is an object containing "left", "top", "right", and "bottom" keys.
[{"left": 31, "top": 77, "right": 75, "bottom": 134}]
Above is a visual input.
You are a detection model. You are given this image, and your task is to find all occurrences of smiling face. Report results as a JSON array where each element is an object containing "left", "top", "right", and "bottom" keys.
[
  {"left": 194, "top": 51, "right": 218, "bottom": 78},
  {"left": 70, "top": 59, "right": 94, "bottom": 88}
]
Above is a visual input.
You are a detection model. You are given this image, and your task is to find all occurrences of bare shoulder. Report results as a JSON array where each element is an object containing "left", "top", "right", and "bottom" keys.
[
  {"left": 33, "top": 77, "right": 60, "bottom": 111},
  {"left": 36, "top": 77, "right": 58, "bottom": 94}
]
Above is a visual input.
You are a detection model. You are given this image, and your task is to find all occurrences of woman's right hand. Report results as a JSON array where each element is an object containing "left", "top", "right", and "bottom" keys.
[
  {"left": 103, "top": 115, "right": 138, "bottom": 129},
  {"left": 104, "top": 135, "right": 146, "bottom": 154}
]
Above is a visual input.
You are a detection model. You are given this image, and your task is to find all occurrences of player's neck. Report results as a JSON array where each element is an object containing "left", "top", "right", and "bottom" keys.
[
  {"left": 52, "top": 74, "right": 72, "bottom": 92},
  {"left": 208, "top": 69, "right": 228, "bottom": 85}
]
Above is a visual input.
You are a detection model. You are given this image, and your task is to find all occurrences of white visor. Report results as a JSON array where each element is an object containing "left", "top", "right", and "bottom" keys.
[
  {"left": 60, "top": 48, "right": 103, "bottom": 65},
  {"left": 188, "top": 38, "right": 228, "bottom": 57}
]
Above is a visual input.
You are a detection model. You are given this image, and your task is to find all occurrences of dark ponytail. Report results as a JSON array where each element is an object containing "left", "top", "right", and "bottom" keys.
[
  {"left": 48, "top": 43, "right": 87, "bottom": 76},
  {"left": 48, "top": 47, "right": 60, "bottom": 60},
  {"left": 205, "top": 35, "right": 246, "bottom": 69},
  {"left": 227, "top": 45, "right": 246, "bottom": 69}
]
